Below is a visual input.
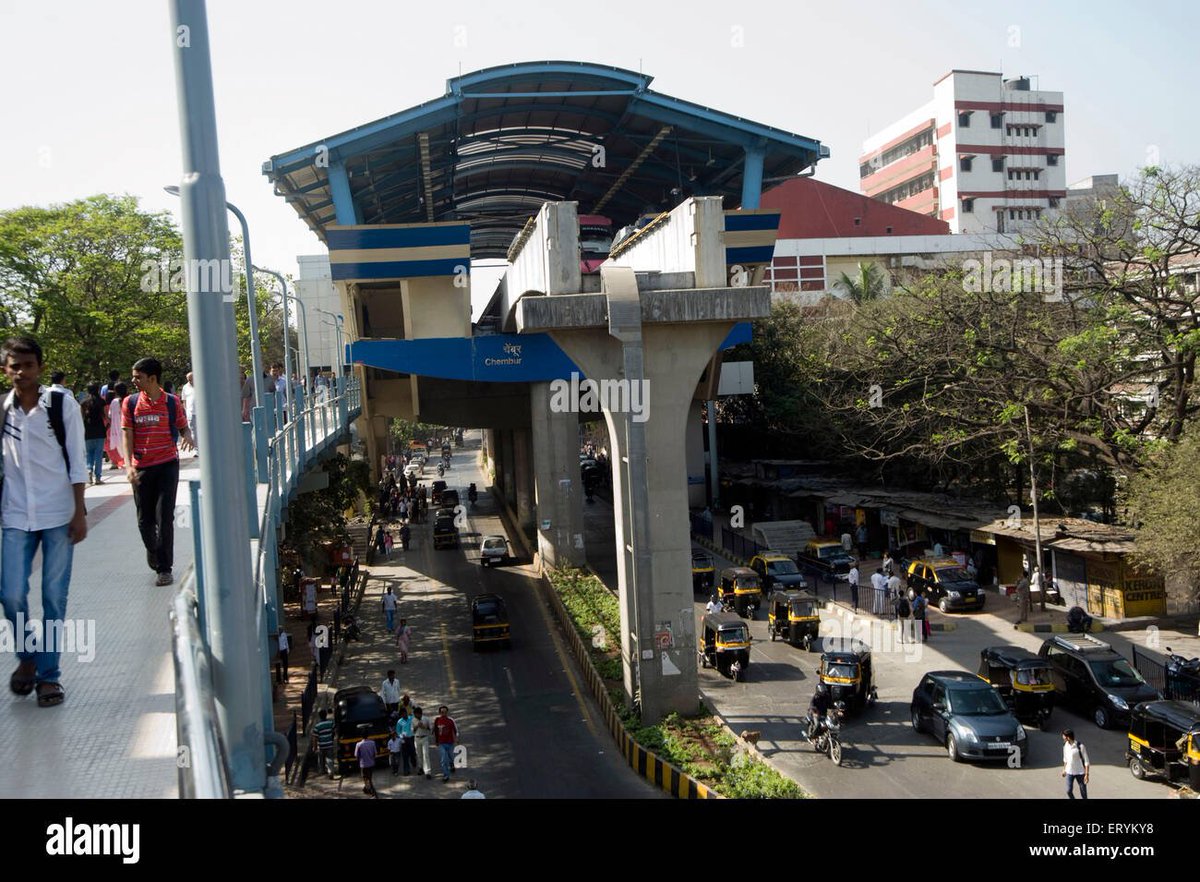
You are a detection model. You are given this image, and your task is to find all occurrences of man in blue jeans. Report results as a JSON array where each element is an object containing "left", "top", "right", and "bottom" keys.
[
  {"left": 1, "top": 337, "right": 88, "bottom": 708},
  {"left": 433, "top": 705, "right": 459, "bottom": 782}
]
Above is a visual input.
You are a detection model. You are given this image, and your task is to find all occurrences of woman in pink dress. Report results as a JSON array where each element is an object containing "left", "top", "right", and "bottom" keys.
[
  {"left": 395, "top": 617, "right": 411, "bottom": 663},
  {"left": 104, "top": 382, "right": 128, "bottom": 469}
]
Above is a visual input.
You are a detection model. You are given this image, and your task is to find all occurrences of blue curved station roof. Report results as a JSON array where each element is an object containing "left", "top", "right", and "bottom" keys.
[{"left": 265, "top": 61, "right": 827, "bottom": 259}]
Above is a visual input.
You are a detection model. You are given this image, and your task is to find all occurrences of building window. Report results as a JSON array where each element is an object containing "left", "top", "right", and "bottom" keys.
[
  {"left": 1049, "top": 197, "right": 1060, "bottom": 208},
  {"left": 990, "top": 113, "right": 1003, "bottom": 129},
  {"left": 960, "top": 156, "right": 973, "bottom": 172},
  {"left": 1045, "top": 111, "right": 1057, "bottom": 123},
  {"left": 962, "top": 198, "right": 975, "bottom": 213},
  {"left": 993, "top": 157, "right": 1005, "bottom": 173},
  {"left": 1047, "top": 154, "right": 1059, "bottom": 166},
  {"left": 854, "top": 217, "right": 861, "bottom": 226},
  {"left": 886, "top": 226, "right": 893, "bottom": 234},
  {"left": 1009, "top": 210, "right": 1016, "bottom": 220},
  {"left": 958, "top": 111, "right": 971, "bottom": 127}
]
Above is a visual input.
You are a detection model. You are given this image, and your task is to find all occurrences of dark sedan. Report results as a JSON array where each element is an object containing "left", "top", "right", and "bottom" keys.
[{"left": 911, "top": 671, "right": 1028, "bottom": 765}]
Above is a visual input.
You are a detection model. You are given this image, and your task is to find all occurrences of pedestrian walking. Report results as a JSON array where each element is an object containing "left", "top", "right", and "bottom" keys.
[
  {"left": 374, "top": 525, "right": 387, "bottom": 562},
  {"left": 384, "top": 530, "right": 394, "bottom": 557},
  {"left": 312, "top": 709, "right": 336, "bottom": 778},
  {"left": 104, "top": 382, "right": 127, "bottom": 469},
  {"left": 382, "top": 585, "right": 397, "bottom": 632},
  {"left": 1, "top": 336, "right": 88, "bottom": 708},
  {"left": 180, "top": 371, "right": 198, "bottom": 456},
  {"left": 387, "top": 732, "right": 402, "bottom": 775},
  {"left": 79, "top": 383, "right": 107, "bottom": 485},
  {"left": 855, "top": 523, "right": 868, "bottom": 558},
  {"left": 413, "top": 706, "right": 432, "bottom": 779},
  {"left": 1061, "top": 729, "right": 1090, "bottom": 799},
  {"left": 395, "top": 617, "right": 412, "bottom": 663},
  {"left": 395, "top": 705, "right": 417, "bottom": 775},
  {"left": 354, "top": 728, "right": 378, "bottom": 797},
  {"left": 1016, "top": 573, "right": 1031, "bottom": 623},
  {"left": 277, "top": 629, "right": 290, "bottom": 682},
  {"left": 882, "top": 549, "right": 895, "bottom": 578},
  {"left": 912, "top": 591, "right": 930, "bottom": 642},
  {"left": 433, "top": 705, "right": 458, "bottom": 782},
  {"left": 893, "top": 591, "right": 911, "bottom": 643},
  {"left": 871, "top": 568, "right": 887, "bottom": 615},
  {"left": 461, "top": 779, "right": 486, "bottom": 799},
  {"left": 846, "top": 562, "right": 860, "bottom": 611},
  {"left": 122, "top": 357, "right": 194, "bottom": 586},
  {"left": 399, "top": 522, "right": 411, "bottom": 550},
  {"left": 381, "top": 670, "right": 402, "bottom": 714}
]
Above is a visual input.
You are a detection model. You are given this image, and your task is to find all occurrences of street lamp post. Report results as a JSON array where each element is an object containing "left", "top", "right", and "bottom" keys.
[
  {"left": 256, "top": 267, "right": 293, "bottom": 420},
  {"left": 313, "top": 307, "right": 345, "bottom": 376},
  {"left": 283, "top": 293, "right": 314, "bottom": 444}
]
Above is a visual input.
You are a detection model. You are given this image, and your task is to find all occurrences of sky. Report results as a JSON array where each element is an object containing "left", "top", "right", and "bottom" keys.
[{"left": 1, "top": 0, "right": 1197, "bottom": 317}]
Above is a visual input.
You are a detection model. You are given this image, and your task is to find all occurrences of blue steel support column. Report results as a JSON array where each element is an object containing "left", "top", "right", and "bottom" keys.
[
  {"left": 328, "top": 161, "right": 361, "bottom": 225},
  {"left": 242, "top": 423, "right": 259, "bottom": 539},
  {"left": 741, "top": 147, "right": 765, "bottom": 210},
  {"left": 169, "top": 0, "right": 265, "bottom": 794}
]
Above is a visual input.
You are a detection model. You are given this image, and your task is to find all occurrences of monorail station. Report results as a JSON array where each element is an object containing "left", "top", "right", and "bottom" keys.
[{"left": 265, "top": 61, "right": 827, "bottom": 719}]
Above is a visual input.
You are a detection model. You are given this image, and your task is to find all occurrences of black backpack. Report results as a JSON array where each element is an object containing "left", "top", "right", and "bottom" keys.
[
  {"left": 896, "top": 596, "right": 911, "bottom": 618},
  {"left": 0, "top": 390, "right": 71, "bottom": 512}
]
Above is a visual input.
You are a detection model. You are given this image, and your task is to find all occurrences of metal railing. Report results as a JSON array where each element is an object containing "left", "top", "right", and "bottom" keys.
[
  {"left": 721, "top": 526, "right": 766, "bottom": 562},
  {"left": 175, "top": 375, "right": 361, "bottom": 798},
  {"left": 1133, "top": 645, "right": 1200, "bottom": 704}
]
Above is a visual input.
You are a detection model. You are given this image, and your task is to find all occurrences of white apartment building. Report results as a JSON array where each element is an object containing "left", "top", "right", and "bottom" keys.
[
  {"left": 295, "top": 254, "right": 344, "bottom": 375},
  {"left": 859, "top": 70, "right": 1066, "bottom": 234}
]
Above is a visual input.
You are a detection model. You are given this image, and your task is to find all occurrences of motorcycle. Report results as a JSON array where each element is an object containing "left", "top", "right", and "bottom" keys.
[
  {"left": 804, "top": 702, "right": 846, "bottom": 766},
  {"left": 1165, "top": 646, "right": 1200, "bottom": 701},
  {"left": 436, "top": 464, "right": 445, "bottom": 477},
  {"left": 729, "top": 658, "right": 745, "bottom": 682}
]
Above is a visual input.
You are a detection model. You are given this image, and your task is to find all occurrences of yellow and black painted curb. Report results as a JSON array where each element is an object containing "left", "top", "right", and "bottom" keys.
[
  {"left": 691, "top": 532, "right": 750, "bottom": 567},
  {"left": 538, "top": 570, "right": 720, "bottom": 799},
  {"left": 1014, "top": 621, "right": 1105, "bottom": 633}
]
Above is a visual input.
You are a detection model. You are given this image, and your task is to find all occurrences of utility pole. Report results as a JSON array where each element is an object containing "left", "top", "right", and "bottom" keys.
[{"left": 1024, "top": 405, "right": 1046, "bottom": 612}]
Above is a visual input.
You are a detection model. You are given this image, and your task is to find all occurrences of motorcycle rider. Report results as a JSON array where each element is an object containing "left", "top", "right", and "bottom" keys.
[{"left": 806, "top": 682, "right": 833, "bottom": 740}]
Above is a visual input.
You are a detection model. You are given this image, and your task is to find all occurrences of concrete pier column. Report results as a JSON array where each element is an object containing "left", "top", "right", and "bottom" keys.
[
  {"left": 513, "top": 426, "right": 535, "bottom": 539},
  {"left": 530, "top": 382, "right": 587, "bottom": 569},
  {"left": 546, "top": 320, "right": 736, "bottom": 721},
  {"left": 686, "top": 398, "right": 706, "bottom": 509},
  {"left": 500, "top": 429, "right": 517, "bottom": 512}
]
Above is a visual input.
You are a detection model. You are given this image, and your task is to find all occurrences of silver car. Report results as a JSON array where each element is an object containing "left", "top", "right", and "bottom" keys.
[{"left": 480, "top": 535, "right": 508, "bottom": 568}]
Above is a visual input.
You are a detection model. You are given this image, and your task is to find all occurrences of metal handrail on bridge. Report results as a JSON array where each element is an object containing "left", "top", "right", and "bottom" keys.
[{"left": 174, "top": 375, "right": 361, "bottom": 798}]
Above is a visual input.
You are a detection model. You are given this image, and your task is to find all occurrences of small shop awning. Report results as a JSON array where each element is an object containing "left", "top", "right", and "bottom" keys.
[{"left": 899, "top": 510, "right": 986, "bottom": 531}]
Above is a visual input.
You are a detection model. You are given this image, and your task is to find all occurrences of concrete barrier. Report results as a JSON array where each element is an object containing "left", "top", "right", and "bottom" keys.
[{"left": 1014, "top": 621, "right": 1105, "bottom": 633}]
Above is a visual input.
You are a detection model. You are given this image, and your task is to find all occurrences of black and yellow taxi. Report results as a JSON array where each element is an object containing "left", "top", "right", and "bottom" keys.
[
  {"left": 1126, "top": 700, "right": 1200, "bottom": 789},
  {"left": 471, "top": 593, "right": 511, "bottom": 649},
  {"left": 749, "top": 552, "right": 809, "bottom": 592},
  {"left": 691, "top": 550, "right": 716, "bottom": 593},
  {"left": 905, "top": 556, "right": 985, "bottom": 613},
  {"left": 718, "top": 566, "right": 762, "bottom": 618},
  {"left": 767, "top": 589, "right": 821, "bottom": 650}
]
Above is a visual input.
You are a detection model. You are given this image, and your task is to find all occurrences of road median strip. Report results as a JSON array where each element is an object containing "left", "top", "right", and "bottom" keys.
[{"left": 541, "top": 566, "right": 806, "bottom": 799}]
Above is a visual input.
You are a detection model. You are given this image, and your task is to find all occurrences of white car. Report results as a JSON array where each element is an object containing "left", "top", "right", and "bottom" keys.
[
  {"left": 480, "top": 536, "right": 508, "bottom": 567},
  {"left": 405, "top": 462, "right": 423, "bottom": 478}
]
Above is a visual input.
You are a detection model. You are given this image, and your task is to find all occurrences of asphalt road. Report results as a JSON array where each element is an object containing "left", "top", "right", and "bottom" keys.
[
  {"left": 580, "top": 492, "right": 1182, "bottom": 799},
  {"left": 328, "top": 435, "right": 660, "bottom": 799}
]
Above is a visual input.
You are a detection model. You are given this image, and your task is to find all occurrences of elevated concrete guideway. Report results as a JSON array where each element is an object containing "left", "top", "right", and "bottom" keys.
[{"left": 266, "top": 61, "right": 828, "bottom": 722}]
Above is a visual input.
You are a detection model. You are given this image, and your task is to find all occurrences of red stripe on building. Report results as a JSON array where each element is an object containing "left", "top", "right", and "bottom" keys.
[
  {"left": 940, "top": 207, "right": 956, "bottom": 221},
  {"left": 955, "top": 100, "right": 1064, "bottom": 113},
  {"left": 954, "top": 145, "right": 1065, "bottom": 156},
  {"left": 938, "top": 166, "right": 954, "bottom": 181},
  {"left": 936, "top": 121, "right": 952, "bottom": 139},
  {"left": 895, "top": 189, "right": 939, "bottom": 215},
  {"left": 859, "top": 119, "right": 936, "bottom": 163},
  {"left": 861, "top": 145, "right": 938, "bottom": 196},
  {"left": 957, "top": 190, "right": 1068, "bottom": 199}
]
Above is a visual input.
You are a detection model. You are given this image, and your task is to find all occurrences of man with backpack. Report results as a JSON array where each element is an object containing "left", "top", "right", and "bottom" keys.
[
  {"left": 893, "top": 590, "right": 912, "bottom": 643},
  {"left": 1, "top": 337, "right": 88, "bottom": 708},
  {"left": 912, "top": 591, "right": 930, "bottom": 642},
  {"left": 122, "top": 356, "right": 195, "bottom": 586}
]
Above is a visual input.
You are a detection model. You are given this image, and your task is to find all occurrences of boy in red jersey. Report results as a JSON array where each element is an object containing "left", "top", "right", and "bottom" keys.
[{"left": 122, "top": 357, "right": 194, "bottom": 586}]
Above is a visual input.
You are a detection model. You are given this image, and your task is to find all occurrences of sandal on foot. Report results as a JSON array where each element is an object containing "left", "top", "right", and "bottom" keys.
[
  {"left": 36, "top": 681, "right": 65, "bottom": 707},
  {"left": 10, "top": 662, "right": 36, "bottom": 696}
]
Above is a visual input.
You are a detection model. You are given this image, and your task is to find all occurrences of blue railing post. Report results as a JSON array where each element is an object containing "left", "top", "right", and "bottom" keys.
[
  {"left": 295, "top": 386, "right": 307, "bottom": 472},
  {"left": 243, "top": 422, "right": 260, "bottom": 539},
  {"left": 252, "top": 405, "right": 268, "bottom": 482},
  {"left": 188, "top": 479, "right": 207, "bottom": 639}
]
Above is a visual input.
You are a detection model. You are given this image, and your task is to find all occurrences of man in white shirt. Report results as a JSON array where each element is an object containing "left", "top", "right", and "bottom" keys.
[
  {"left": 380, "top": 669, "right": 402, "bottom": 713},
  {"left": 845, "top": 562, "right": 860, "bottom": 611},
  {"left": 180, "top": 371, "right": 198, "bottom": 456},
  {"left": 1061, "top": 728, "right": 1090, "bottom": 798},
  {"left": 1, "top": 337, "right": 88, "bottom": 708},
  {"left": 381, "top": 586, "right": 397, "bottom": 632},
  {"left": 871, "top": 568, "right": 888, "bottom": 615}
]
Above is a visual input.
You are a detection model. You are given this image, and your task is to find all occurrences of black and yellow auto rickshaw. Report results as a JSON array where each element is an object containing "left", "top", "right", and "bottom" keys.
[
  {"left": 767, "top": 589, "right": 821, "bottom": 650},
  {"left": 1126, "top": 700, "right": 1200, "bottom": 789},
  {"left": 697, "top": 612, "right": 751, "bottom": 681},
  {"left": 977, "top": 645, "right": 1055, "bottom": 728},
  {"left": 471, "top": 593, "right": 511, "bottom": 650},
  {"left": 818, "top": 638, "right": 877, "bottom": 714},
  {"left": 719, "top": 566, "right": 762, "bottom": 619},
  {"left": 692, "top": 550, "right": 715, "bottom": 594}
]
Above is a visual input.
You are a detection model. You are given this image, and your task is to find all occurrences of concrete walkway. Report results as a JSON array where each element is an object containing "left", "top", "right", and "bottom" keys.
[{"left": 0, "top": 457, "right": 199, "bottom": 798}]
